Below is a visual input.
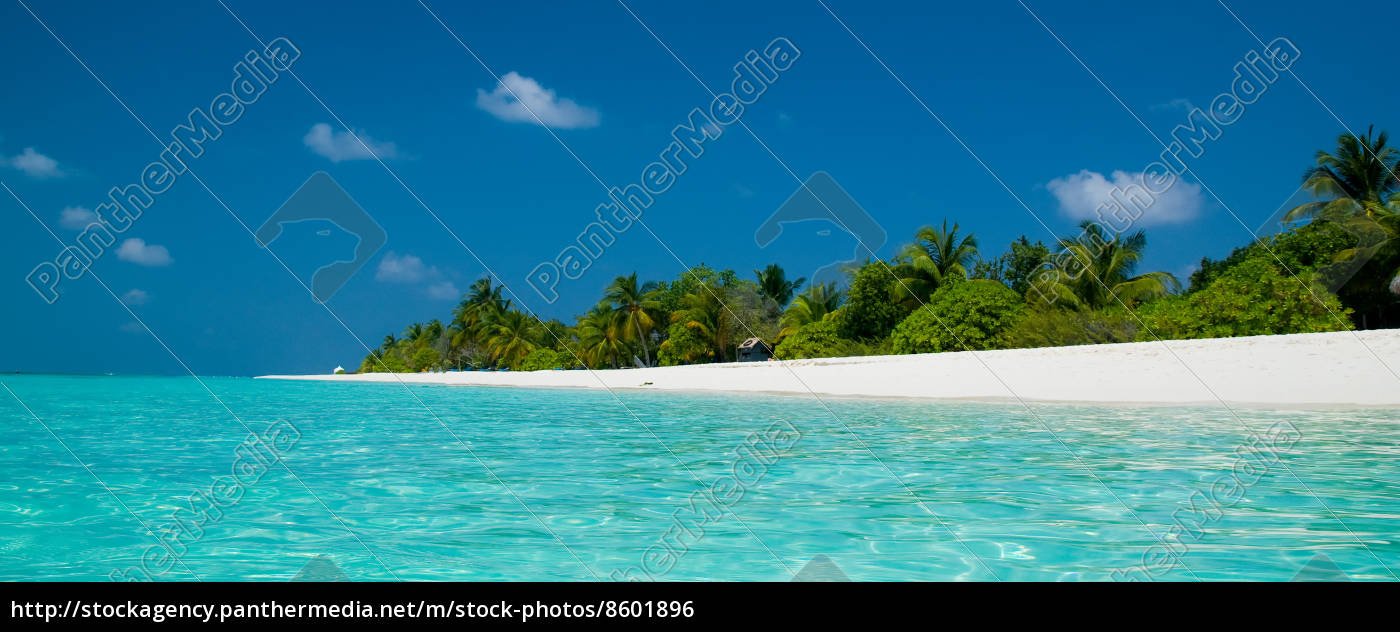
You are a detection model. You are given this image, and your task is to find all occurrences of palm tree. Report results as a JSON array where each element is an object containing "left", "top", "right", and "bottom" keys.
[
  {"left": 1283, "top": 126, "right": 1400, "bottom": 302},
  {"left": 671, "top": 285, "right": 731, "bottom": 361},
  {"left": 403, "top": 322, "right": 426, "bottom": 344},
  {"left": 1284, "top": 126, "right": 1400, "bottom": 224},
  {"left": 780, "top": 282, "right": 843, "bottom": 337},
  {"left": 1034, "top": 221, "right": 1179, "bottom": 309},
  {"left": 577, "top": 306, "right": 629, "bottom": 369},
  {"left": 452, "top": 278, "right": 511, "bottom": 350},
  {"left": 754, "top": 264, "right": 805, "bottom": 308},
  {"left": 481, "top": 310, "right": 539, "bottom": 369},
  {"left": 601, "top": 273, "right": 661, "bottom": 366},
  {"left": 892, "top": 219, "right": 979, "bottom": 308}
]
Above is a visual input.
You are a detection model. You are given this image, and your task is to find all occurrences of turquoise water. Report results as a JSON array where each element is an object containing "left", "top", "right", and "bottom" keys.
[{"left": 1, "top": 374, "right": 1397, "bottom": 581}]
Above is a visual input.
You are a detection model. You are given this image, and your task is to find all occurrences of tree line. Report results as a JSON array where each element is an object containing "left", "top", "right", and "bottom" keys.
[{"left": 360, "top": 127, "right": 1399, "bottom": 372}]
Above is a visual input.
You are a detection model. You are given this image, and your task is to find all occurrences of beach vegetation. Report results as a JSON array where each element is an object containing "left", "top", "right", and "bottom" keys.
[
  {"left": 359, "top": 125, "right": 1400, "bottom": 371},
  {"left": 1138, "top": 257, "right": 1352, "bottom": 340},
  {"left": 889, "top": 279, "right": 1023, "bottom": 354}
]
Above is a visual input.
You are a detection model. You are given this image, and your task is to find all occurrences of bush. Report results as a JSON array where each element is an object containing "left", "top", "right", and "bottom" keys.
[
  {"left": 657, "top": 322, "right": 713, "bottom": 366},
  {"left": 889, "top": 279, "right": 1024, "bottom": 354},
  {"left": 360, "top": 351, "right": 407, "bottom": 373},
  {"left": 1139, "top": 257, "right": 1353, "bottom": 340},
  {"left": 409, "top": 347, "right": 441, "bottom": 372},
  {"left": 1002, "top": 307, "right": 1137, "bottom": 349},
  {"left": 774, "top": 320, "right": 864, "bottom": 359},
  {"left": 519, "top": 348, "right": 566, "bottom": 371},
  {"left": 834, "top": 262, "right": 909, "bottom": 340},
  {"left": 1188, "top": 221, "right": 1355, "bottom": 292}
]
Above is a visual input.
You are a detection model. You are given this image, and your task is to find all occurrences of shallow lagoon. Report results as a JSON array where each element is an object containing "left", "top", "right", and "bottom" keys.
[{"left": 1, "top": 375, "right": 1396, "bottom": 581}]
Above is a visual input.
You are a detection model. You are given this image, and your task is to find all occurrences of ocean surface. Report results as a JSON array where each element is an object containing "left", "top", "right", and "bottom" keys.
[{"left": 1, "top": 374, "right": 1397, "bottom": 581}]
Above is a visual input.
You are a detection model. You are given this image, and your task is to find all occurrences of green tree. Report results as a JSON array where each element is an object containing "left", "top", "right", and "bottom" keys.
[
  {"left": 773, "top": 320, "right": 862, "bottom": 360},
  {"left": 834, "top": 261, "right": 909, "bottom": 340},
  {"left": 889, "top": 279, "right": 1024, "bottom": 354},
  {"left": 1138, "top": 257, "right": 1353, "bottom": 340},
  {"left": 601, "top": 273, "right": 662, "bottom": 366},
  {"left": 409, "top": 347, "right": 442, "bottom": 372},
  {"left": 780, "top": 282, "right": 843, "bottom": 337},
  {"left": 1280, "top": 126, "right": 1400, "bottom": 328},
  {"left": 519, "top": 348, "right": 567, "bottom": 371},
  {"left": 892, "top": 220, "right": 979, "bottom": 310},
  {"left": 1032, "top": 221, "right": 1179, "bottom": 309},
  {"left": 482, "top": 310, "right": 540, "bottom": 369},
  {"left": 452, "top": 278, "right": 511, "bottom": 351},
  {"left": 1188, "top": 221, "right": 1357, "bottom": 292},
  {"left": 1284, "top": 126, "right": 1400, "bottom": 224},
  {"left": 754, "top": 263, "right": 806, "bottom": 308},
  {"left": 1002, "top": 307, "right": 1137, "bottom": 349},
  {"left": 976, "top": 236, "right": 1052, "bottom": 296},
  {"left": 577, "top": 306, "right": 629, "bottom": 369},
  {"left": 657, "top": 321, "right": 714, "bottom": 365},
  {"left": 669, "top": 284, "right": 731, "bottom": 362}
]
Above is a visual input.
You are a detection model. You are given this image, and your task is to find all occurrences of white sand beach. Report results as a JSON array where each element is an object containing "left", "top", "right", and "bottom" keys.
[{"left": 258, "top": 329, "right": 1400, "bottom": 406}]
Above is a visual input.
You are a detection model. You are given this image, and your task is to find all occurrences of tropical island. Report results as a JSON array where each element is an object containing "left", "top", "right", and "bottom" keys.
[{"left": 264, "top": 128, "right": 1400, "bottom": 405}]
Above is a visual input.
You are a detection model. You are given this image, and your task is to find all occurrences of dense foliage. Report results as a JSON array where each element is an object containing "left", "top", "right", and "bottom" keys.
[
  {"left": 773, "top": 320, "right": 859, "bottom": 360},
  {"left": 889, "top": 280, "right": 1023, "bottom": 354},
  {"left": 1139, "top": 258, "right": 1352, "bottom": 340},
  {"left": 833, "top": 262, "right": 910, "bottom": 341},
  {"left": 1001, "top": 307, "right": 1137, "bottom": 348},
  {"left": 354, "top": 125, "right": 1400, "bottom": 373}
]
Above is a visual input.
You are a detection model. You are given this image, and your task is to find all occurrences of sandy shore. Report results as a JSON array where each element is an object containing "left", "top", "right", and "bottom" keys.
[{"left": 258, "top": 329, "right": 1400, "bottom": 406}]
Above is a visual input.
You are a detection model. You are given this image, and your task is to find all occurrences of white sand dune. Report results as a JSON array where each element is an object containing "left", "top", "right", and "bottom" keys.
[{"left": 258, "top": 329, "right": 1400, "bottom": 407}]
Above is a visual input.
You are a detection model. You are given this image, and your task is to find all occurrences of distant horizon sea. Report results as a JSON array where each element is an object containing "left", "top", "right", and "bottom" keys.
[{"left": 1, "top": 374, "right": 1396, "bottom": 581}]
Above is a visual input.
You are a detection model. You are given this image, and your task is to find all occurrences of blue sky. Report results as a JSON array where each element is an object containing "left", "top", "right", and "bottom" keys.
[{"left": 3, "top": 0, "right": 1398, "bottom": 376}]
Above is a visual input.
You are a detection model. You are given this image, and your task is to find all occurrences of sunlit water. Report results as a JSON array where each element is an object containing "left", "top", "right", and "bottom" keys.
[{"left": 1, "top": 374, "right": 1396, "bottom": 581}]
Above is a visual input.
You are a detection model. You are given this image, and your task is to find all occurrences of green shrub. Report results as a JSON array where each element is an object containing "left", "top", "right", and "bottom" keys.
[
  {"left": 774, "top": 320, "right": 864, "bottom": 359},
  {"left": 360, "top": 351, "right": 407, "bottom": 373},
  {"left": 657, "top": 322, "right": 713, "bottom": 366},
  {"left": 1139, "top": 257, "right": 1352, "bottom": 340},
  {"left": 1002, "top": 307, "right": 1137, "bottom": 349},
  {"left": 409, "top": 347, "right": 441, "bottom": 372},
  {"left": 834, "top": 262, "right": 909, "bottom": 340},
  {"left": 519, "top": 348, "right": 566, "bottom": 371},
  {"left": 889, "top": 279, "right": 1024, "bottom": 354}
]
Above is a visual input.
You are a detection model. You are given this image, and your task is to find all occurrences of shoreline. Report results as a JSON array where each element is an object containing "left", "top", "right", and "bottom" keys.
[{"left": 257, "top": 329, "right": 1400, "bottom": 407}]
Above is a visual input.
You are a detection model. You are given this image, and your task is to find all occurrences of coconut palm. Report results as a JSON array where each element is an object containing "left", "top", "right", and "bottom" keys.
[
  {"left": 452, "top": 278, "right": 511, "bottom": 350},
  {"left": 601, "top": 273, "right": 662, "bottom": 366},
  {"left": 754, "top": 264, "right": 805, "bottom": 308},
  {"left": 577, "top": 306, "right": 629, "bottom": 369},
  {"left": 1034, "top": 221, "right": 1179, "bottom": 309},
  {"left": 780, "top": 282, "right": 844, "bottom": 337},
  {"left": 892, "top": 220, "right": 979, "bottom": 308},
  {"left": 1284, "top": 126, "right": 1400, "bottom": 224},
  {"left": 670, "top": 285, "right": 731, "bottom": 362},
  {"left": 481, "top": 310, "right": 539, "bottom": 369},
  {"left": 1283, "top": 126, "right": 1400, "bottom": 300}
]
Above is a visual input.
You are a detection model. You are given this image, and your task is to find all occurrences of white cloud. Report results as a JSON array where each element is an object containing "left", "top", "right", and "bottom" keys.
[
  {"left": 425, "top": 281, "right": 460, "bottom": 300},
  {"left": 376, "top": 252, "right": 460, "bottom": 300},
  {"left": 303, "top": 123, "right": 398, "bottom": 162},
  {"left": 476, "top": 72, "right": 600, "bottom": 129},
  {"left": 375, "top": 251, "right": 431, "bottom": 283},
  {"left": 1151, "top": 98, "right": 1196, "bottom": 113},
  {"left": 8, "top": 147, "right": 63, "bottom": 178},
  {"left": 115, "top": 238, "right": 173, "bottom": 266},
  {"left": 119, "top": 321, "right": 144, "bottom": 334},
  {"left": 121, "top": 289, "right": 149, "bottom": 305},
  {"left": 59, "top": 206, "right": 98, "bottom": 230},
  {"left": 1047, "top": 169, "right": 1204, "bottom": 227}
]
